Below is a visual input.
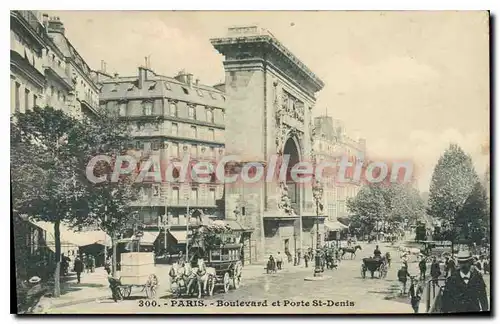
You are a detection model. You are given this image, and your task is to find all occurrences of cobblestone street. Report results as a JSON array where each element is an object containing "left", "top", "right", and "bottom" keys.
[{"left": 48, "top": 243, "right": 443, "bottom": 314}]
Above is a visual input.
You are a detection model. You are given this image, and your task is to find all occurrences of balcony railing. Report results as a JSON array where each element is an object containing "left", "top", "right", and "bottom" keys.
[
  {"left": 43, "top": 60, "right": 73, "bottom": 89},
  {"left": 12, "top": 11, "right": 45, "bottom": 37}
]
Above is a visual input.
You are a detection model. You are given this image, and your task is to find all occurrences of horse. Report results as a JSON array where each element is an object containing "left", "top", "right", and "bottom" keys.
[
  {"left": 385, "top": 252, "right": 392, "bottom": 268},
  {"left": 341, "top": 245, "right": 362, "bottom": 259},
  {"left": 169, "top": 263, "right": 197, "bottom": 298},
  {"left": 194, "top": 259, "right": 216, "bottom": 299}
]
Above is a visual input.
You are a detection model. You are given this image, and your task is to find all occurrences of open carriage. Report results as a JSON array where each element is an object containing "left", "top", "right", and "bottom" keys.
[{"left": 361, "top": 257, "right": 388, "bottom": 279}]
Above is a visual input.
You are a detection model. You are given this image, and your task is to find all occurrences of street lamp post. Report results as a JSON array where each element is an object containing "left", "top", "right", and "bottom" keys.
[
  {"left": 185, "top": 197, "right": 190, "bottom": 262},
  {"left": 313, "top": 180, "right": 324, "bottom": 277}
]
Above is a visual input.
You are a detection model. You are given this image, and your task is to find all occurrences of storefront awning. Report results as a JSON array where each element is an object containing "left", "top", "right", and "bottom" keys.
[
  {"left": 324, "top": 220, "right": 349, "bottom": 231},
  {"left": 133, "top": 231, "right": 159, "bottom": 245},
  {"left": 169, "top": 230, "right": 187, "bottom": 244},
  {"left": 216, "top": 219, "right": 253, "bottom": 232},
  {"left": 30, "top": 220, "right": 112, "bottom": 247}
]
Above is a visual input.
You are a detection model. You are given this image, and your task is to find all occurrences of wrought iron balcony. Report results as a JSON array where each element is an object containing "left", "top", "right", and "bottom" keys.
[
  {"left": 11, "top": 11, "right": 46, "bottom": 48},
  {"left": 43, "top": 60, "right": 73, "bottom": 90}
]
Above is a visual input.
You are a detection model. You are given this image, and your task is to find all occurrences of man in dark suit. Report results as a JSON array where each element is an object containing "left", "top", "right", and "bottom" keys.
[{"left": 442, "top": 250, "right": 489, "bottom": 313}]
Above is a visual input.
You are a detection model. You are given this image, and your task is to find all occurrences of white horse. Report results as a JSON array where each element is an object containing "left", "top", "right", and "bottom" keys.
[
  {"left": 169, "top": 262, "right": 197, "bottom": 297},
  {"left": 194, "top": 259, "right": 216, "bottom": 299}
]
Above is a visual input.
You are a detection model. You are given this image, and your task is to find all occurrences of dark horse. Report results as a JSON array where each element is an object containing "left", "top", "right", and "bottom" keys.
[{"left": 341, "top": 245, "right": 362, "bottom": 259}]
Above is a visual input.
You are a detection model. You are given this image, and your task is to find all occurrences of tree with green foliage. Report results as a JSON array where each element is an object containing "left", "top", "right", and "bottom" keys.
[
  {"left": 347, "top": 182, "right": 426, "bottom": 238},
  {"left": 11, "top": 107, "right": 140, "bottom": 293},
  {"left": 427, "top": 144, "right": 479, "bottom": 243},
  {"left": 11, "top": 107, "right": 89, "bottom": 297},
  {"left": 346, "top": 185, "right": 387, "bottom": 237},
  {"left": 456, "top": 181, "right": 489, "bottom": 244}
]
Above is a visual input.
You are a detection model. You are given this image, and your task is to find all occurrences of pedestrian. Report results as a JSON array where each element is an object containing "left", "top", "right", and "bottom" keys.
[
  {"left": 397, "top": 265, "right": 410, "bottom": 295},
  {"left": 444, "top": 256, "right": 456, "bottom": 278},
  {"left": 304, "top": 253, "right": 309, "bottom": 268},
  {"left": 419, "top": 257, "right": 427, "bottom": 280},
  {"left": 430, "top": 257, "right": 441, "bottom": 285},
  {"left": 104, "top": 257, "right": 111, "bottom": 275},
  {"left": 442, "top": 250, "right": 489, "bottom": 313},
  {"left": 73, "top": 256, "right": 84, "bottom": 284},
  {"left": 409, "top": 276, "right": 423, "bottom": 313},
  {"left": 276, "top": 252, "right": 283, "bottom": 270},
  {"left": 90, "top": 255, "right": 96, "bottom": 273}
]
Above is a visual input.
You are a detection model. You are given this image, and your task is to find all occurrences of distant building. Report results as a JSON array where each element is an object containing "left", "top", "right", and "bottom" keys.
[
  {"left": 10, "top": 11, "right": 99, "bottom": 118},
  {"left": 98, "top": 64, "right": 227, "bottom": 252},
  {"left": 312, "top": 115, "right": 366, "bottom": 237}
]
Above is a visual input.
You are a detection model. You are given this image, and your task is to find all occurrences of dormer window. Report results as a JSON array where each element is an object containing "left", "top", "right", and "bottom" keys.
[
  {"left": 182, "top": 87, "right": 189, "bottom": 95},
  {"left": 197, "top": 89, "right": 204, "bottom": 97},
  {"left": 209, "top": 92, "right": 217, "bottom": 100},
  {"left": 164, "top": 82, "right": 171, "bottom": 90},
  {"left": 148, "top": 82, "right": 157, "bottom": 90},
  {"left": 221, "top": 95, "right": 226, "bottom": 101},
  {"left": 127, "top": 84, "right": 134, "bottom": 91}
]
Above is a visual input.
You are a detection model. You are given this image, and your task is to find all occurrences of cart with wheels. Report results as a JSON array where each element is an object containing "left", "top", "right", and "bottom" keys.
[{"left": 112, "top": 252, "right": 159, "bottom": 300}]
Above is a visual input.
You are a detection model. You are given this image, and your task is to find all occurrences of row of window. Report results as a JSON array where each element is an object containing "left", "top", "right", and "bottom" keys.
[
  {"left": 138, "top": 185, "right": 217, "bottom": 205},
  {"left": 13, "top": 82, "right": 38, "bottom": 113},
  {"left": 130, "top": 121, "right": 219, "bottom": 143},
  {"left": 132, "top": 141, "right": 222, "bottom": 158},
  {"left": 116, "top": 80, "right": 226, "bottom": 102},
  {"left": 115, "top": 100, "right": 224, "bottom": 124}
]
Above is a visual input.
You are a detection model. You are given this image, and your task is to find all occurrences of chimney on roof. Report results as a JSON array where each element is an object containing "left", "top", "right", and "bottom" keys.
[
  {"left": 47, "top": 16, "right": 65, "bottom": 35},
  {"left": 114, "top": 73, "right": 119, "bottom": 79},
  {"left": 100, "top": 60, "right": 106, "bottom": 73},
  {"left": 174, "top": 70, "right": 193, "bottom": 86},
  {"left": 195, "top": 79, "right": 200, "bottom": 86},
  {"left": 138, "top": 66, "right": 148, "bottom": 89},
  {"left": 42, "top": 13, "right": 49, "bottom": 30}
]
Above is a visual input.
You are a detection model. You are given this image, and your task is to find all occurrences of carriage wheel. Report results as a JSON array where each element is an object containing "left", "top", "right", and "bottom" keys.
[
  {"left": 223, "top": 272, "right": 230, "bottom": 293},
  {"left": 233, "top": 275, "right": 241, "bottom": 289},
  {"left": 120, "top": 286, "right": 132, "bottom": 298},
  {"left": 233, "top": 261, "right": 242, "bottom": 289}
]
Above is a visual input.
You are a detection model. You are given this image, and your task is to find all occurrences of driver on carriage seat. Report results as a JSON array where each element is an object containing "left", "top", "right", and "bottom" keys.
[{"left": 374, "top": 245, "right": 382, "bottom": 259}]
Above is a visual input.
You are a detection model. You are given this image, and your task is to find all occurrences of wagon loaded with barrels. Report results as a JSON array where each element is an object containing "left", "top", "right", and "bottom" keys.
[{"left": 361, "top": 257, "right": 388, "bottom": 279}]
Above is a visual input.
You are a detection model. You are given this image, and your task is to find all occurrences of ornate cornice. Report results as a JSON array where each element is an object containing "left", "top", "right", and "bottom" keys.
[{"left": 211, "top": 34, "right": 324, "bottom": 95}]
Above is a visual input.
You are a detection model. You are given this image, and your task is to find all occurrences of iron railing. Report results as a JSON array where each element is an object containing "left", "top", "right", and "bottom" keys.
[{"left": 425, "top": 278, "right": 446, "bottom": 313}]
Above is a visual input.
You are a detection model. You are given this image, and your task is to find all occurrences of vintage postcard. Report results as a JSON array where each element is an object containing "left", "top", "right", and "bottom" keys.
[{"left": 11, "top": 10, "right": 490, "bottom": 315}]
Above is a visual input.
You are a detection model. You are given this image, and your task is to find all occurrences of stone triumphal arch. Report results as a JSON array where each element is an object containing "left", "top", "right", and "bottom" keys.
[{"left": 211, "top": 26, "right": 325, "bottom": 262}]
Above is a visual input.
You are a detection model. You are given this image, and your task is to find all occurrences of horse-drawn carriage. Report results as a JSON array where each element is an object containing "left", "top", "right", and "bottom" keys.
[
  {"left": 361, "top": 257, "right": 388, "bottom": 279},
  {"left": 169, "top": 221, "right": 243, "bottom": 298}
]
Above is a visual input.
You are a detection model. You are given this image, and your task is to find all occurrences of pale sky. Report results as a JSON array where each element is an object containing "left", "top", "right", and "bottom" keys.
[{"left": 48, "top": 11, "right": 490, "bottom": 191}]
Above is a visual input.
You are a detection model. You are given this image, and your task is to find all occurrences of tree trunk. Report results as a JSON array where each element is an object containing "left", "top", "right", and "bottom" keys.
[
  {"left": 53, "top": 220, "right": 61, "bottom": 297},
  {"left": 112, "top": 237, "right": 117, "bottom": 277}
]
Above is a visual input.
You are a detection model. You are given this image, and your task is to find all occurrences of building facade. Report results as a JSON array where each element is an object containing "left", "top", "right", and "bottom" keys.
[
  {"left": 211, "top": 26, "right": 325, "bottom": 262},
  {"left": 10, "top": 11, "right": 99, "bottom": 118},
  {"left": 98, "top": 65, "right": 228, "bottom": 253},
  {"left": 312, "top": 116, "right": 366, "bottom": 237},
  {"left": 11, "top": 11, "right": 100, "bottom": 280}
]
